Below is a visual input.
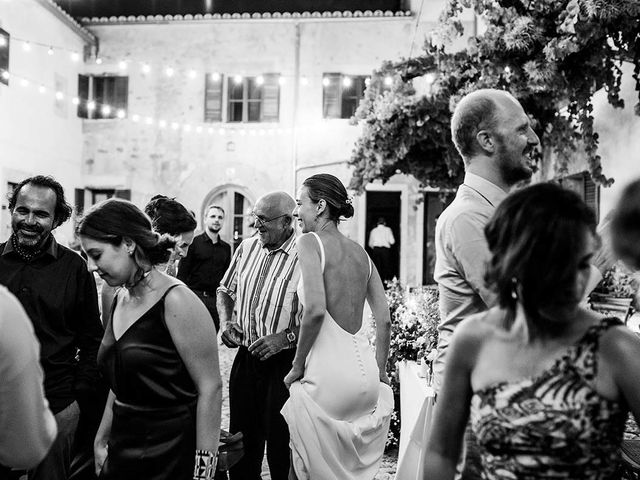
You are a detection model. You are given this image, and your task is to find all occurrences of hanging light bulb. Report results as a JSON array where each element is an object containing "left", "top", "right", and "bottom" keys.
[
  {"left": 210, "top": 72, "right": 221, "bottom": 82},
  {"left": 233, "top": 75, "right": 242, "bottom": 84},
  {"left": 87, "top": 100, "right": 96, "bottom": 111},
  {"left": 300, "top": 76, "right": 309, "bottom": 86},
  {"left": 364, "top": 77, "right": 371, "bottom": 87},
  {"left": 145, "top": 117, "right": 153, "bottom": 125},
  {"left": 22, "top": 42, "right": 31, "bottom": 52},
  {"left": 165, "top": 67, "right": 175, "bottom": 77},
  {"left": 95, "top": 57, "right": 103, "bottom": 65},
  {"left": 322, "top": 77, "right": 330, "bottom": 87},
  {"left": 38, "top": 85, "right": 47, "bottom": 94},
  {"left": 0, "top": 37, "right": 7, "bottom": 48},
  {"left": 141, "top": 64, "right": 151, "bottom": 75},
  {"left": 342, "top": 76, "right": 353, "bottom": 88},
  {"left": 20, "top": 78, "right": 29, "bottom": 87},
  {"left": 101, "top": 105, "right": 111, "bottom": 116},
  {"left": 118, "top": 60, "right": 128, "bottom": 71},
  {"left": 278, "top": 76, "right": 286, "bottom": 85},
  {"left": 47, "top": 47, "right": 54, "bottom": 56},
  {"left": 195, "top": 126, "right": 203, "bottom": 134},
  {"left": 71, "top": 97, "right": 80, "bottom": 105},
  {"left": 70, "top": 52, "right": 80, "bottom": 62},
  {"left": 256, "top": 75, "right": 264, "bottom": 85},
  {"left": 1, "top": 71, "right": 9, "bottom": 81},
  {"left": 171, "top": 122, "right": 180, "bottom": 130},
  {"left": 117, "top": 109, "right": 126, "bottom": 119},
  {"left": 188, "top": 69, "right": 197, "bottom": 79},
  {"left": 384, "top": 76, "right": 393, "bottom": 86},
  {"left": 158, "top": 120, "right": 167, "bottom": 129},
  {"left": 55, "top": 91, "right": 64, "bottom": 100},
  {"left": 131, "top": 114, "right": 140, "bottom": 122}
]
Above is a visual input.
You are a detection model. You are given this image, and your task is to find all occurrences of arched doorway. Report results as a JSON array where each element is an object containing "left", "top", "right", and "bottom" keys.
[{"left": 202, "top": 184, "right": 255, "bottom": 252}]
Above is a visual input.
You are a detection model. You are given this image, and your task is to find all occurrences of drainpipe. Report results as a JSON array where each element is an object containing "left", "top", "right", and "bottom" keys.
[{"left": 291, "top": 22, "right": 301, "bottom": 193}]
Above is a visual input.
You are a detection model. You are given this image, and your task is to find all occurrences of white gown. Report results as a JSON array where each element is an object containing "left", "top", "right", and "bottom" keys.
[{"left": 281, "top": 232, "right": 394, "bottom": 479}]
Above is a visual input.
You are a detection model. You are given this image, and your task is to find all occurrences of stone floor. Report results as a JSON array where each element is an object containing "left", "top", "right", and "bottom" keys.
[{"left": 217, "top": 342, "right": 398, "bottom": 479}]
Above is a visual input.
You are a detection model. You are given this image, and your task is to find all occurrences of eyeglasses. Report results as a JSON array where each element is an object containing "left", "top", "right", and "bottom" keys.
[{"left": 251, "top": 212, "right": 289, "bottom": 229}]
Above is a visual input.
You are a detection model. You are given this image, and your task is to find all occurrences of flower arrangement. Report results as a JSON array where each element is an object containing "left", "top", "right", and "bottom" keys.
[{"left": 372, "top": 279, "right": 440, "bottom": 448}]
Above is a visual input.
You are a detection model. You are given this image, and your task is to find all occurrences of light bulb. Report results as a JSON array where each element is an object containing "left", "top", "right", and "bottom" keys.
[
  {"left": 101, "top": 105, "right": 111, "bottom": 116},
  {"left": 47, "top": 47, "right": 54, "bottom": 56},
  {"left": 322, "top": 77, "right": 330, "bottom": 87},
  {"left": 87, "top": 100, "right": 96, "bottom": 111},
  {"left": 117, "top": 109, "right": 126, "bottom": 119}
]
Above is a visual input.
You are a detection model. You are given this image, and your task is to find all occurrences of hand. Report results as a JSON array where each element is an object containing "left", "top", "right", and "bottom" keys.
[
  {"left": 248, "top": 332, "right": 288, "bottom": 361},
  {"left": 379, "top": 370, "right": 391, "bottom": 386},
  {"left": 284, "top": 365, "right": 305, "bottom": 389},
  {"left": 94, "top": 441, "right": 108, "bottom": 476},
  {"left": 220, "top": 323, "right": 243, "bottom": 348}
]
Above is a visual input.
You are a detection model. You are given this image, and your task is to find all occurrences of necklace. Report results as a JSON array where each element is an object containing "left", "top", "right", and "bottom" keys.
[
  {"left": 123, "top": 268, "right": 152, "bottom": 290},
  {"left": 11, "top": 235, "right": 45, "bottom": 262}
]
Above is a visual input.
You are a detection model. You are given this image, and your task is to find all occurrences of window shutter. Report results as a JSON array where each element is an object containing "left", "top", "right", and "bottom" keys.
[
  {"left": 205, "top": 73, "right": 224, "bottom": 122},
  {"left": 0, "top": 28, "right": 10, "bottom": 86},
  {"left": 261, "top": 73, "right": 280, "bottom": 122},
  {"left": 322, "top": 73, "right": 342, "bottom": 119},
  {"left": 77, "top": 74, "right": 89, "bottom": 118},
  {"left": 115, "top": 189, "right": 131, "bottom": 201},
  {"left": 114, "top": 77, "right": 129, "bottom": 111},
  {"left": 584, "top": 174, "right": 600, "bottom": 222}
]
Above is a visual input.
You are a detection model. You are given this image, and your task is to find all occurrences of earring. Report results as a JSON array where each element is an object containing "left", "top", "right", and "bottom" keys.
[
  {"left": 510, "top": 277, "right": 518, "bottom": 300},
  {"left": 128, "top": 248, "right": 134, "bottom": 256}
]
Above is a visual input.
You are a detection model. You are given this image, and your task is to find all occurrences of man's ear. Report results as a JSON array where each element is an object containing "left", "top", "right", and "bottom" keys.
[{"left": 476, "top": 130, "right": 495, "bottom": 154}]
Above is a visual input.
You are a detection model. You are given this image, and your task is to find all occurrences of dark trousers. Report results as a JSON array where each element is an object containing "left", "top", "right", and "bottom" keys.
[
  {"left": 229, "top": 347, "right": 295, "bottom": 480},
  {"left": 30, "top": 400, "right": 81, "bottom": 480},
  {"left": 196, "top": 292, "right": 220, "bottom": 331},
  {"left": 371, "top": 247, "right": 392, "bottom": 282}
]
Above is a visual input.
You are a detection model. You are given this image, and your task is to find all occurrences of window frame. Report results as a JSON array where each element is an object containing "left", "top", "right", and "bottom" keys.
[
  {"left": 322, "top": 73, "right": 369, "bottom": 120},
  {"left": 77, "top": 74, "right": 128, "bottom": 120}
]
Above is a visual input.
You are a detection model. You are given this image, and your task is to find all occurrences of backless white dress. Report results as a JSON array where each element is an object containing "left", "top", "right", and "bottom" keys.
[{"left": 281, "top": 232, "right": 394, "bottom": 479}]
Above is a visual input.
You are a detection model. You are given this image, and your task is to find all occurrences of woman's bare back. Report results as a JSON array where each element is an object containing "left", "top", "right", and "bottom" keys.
[{"left": 315, "top": 232, "right": 371, "bottom": 334}]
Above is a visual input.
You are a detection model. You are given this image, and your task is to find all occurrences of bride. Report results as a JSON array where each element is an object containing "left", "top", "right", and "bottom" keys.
[{"left": 282, "top": 173, "right": 393, "bottom": 479}]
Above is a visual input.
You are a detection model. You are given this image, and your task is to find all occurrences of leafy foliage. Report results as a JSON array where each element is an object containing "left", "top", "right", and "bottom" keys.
[{"left": 349, "top": 0, "right": 640, "bottom": 192}]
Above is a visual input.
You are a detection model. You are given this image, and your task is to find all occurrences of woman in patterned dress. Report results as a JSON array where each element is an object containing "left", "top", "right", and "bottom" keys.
[{"left": 423, "top": 183, "right": 640, "bottom": 479}]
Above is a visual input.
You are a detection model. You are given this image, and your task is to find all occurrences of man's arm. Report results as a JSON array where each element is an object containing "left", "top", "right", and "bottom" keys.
[
  {"left": 217, "top": 244, "right": 242, "bottom": 347},
  {"left": 73, "top": 261, "right": 104, "bottom": 404}
]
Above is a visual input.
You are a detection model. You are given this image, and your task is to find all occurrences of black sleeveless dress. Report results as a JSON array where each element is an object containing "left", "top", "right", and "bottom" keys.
[{"left": 98, "top": 285, "right": 197, "bottom": 480}]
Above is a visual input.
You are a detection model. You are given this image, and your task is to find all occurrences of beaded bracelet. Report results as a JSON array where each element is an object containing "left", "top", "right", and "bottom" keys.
[{"left": 193, "top": 449, "right": 218, "bottom": 480}]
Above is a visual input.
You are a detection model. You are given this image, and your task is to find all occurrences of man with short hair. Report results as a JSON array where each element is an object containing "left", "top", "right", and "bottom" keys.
[
  {"left": 217, "top": 192, "right": 301, "bottom": 480},
  {"left": 0, "top": 175, "right": 103, "bottom": 480},
  {"left": 178, "top": 205, "right": 231, "bottom": 331},
  {"left": 434, "top": 89, "right": 540, "bottom": 387},
  {"left": 368, "top": 217, "right": 395, "bottom": 282}
]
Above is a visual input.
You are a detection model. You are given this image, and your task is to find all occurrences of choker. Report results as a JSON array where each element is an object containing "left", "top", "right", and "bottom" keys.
[
  {"left": 11, "top": 235, "right": 46, "bottom": 262},
  {"left": 123, "top": 268, "right": 152, "bottom": 290}
]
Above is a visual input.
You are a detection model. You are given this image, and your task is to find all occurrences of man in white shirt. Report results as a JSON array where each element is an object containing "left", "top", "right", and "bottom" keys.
[
  {"left": 368, "top": 217, "right": 395, "bottom": 282},
  {"left": 0, "top": 286, "right": 57, "bottom": 474}
]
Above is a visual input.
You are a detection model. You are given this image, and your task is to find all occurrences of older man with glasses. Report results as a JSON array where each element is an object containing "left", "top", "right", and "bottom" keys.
[{"left": 217, "top": 191, "right": 301, "bottom": 480}]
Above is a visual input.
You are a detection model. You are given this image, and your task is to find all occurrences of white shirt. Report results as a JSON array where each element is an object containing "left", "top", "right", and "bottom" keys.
[{"left": 368, "top": 225, "right": 395, "bottom": 249}]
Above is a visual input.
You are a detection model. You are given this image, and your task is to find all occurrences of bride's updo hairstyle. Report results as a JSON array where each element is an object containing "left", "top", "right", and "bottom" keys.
[
  {"left": 77, "top": 198, "right": 176, "bottom": 266},
  {"left": 302, "top": 173, "right": 354, "bottom": 222}
]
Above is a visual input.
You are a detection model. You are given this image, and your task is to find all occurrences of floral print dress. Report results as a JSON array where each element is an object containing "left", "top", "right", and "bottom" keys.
[{"left": 470, "top": 317, "right": 627, "bottom": 479}]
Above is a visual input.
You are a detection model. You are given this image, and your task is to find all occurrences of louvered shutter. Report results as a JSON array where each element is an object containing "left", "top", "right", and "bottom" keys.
[
  {"left": 323, "top": 73, "right": 342, "bottom": 118},
  {"left": 584, "top": 174, "right": 600, "bottom": 222},
  {"left": 205, "top": 73, "right": 224, "bottom": 122},
  {"left": 77, "top": 74, "right": 89, "bottom": 118},
  {"left": 261, "top": 73, "right": 280, "bottom": 122}
]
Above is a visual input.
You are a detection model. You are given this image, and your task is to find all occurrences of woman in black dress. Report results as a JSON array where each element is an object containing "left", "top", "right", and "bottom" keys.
[{"left": 78, "top": 198, "right": 222, "bottom": 480}]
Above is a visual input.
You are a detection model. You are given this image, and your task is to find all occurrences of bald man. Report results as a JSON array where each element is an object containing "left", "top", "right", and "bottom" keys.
[{"left": 217, "top": 192, "right": 301, "bottom": 480}]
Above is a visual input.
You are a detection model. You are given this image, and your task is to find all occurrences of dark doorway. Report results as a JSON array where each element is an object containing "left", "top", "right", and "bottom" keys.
[
  {"left": 365, "top": 191, "right": 401, "bottom": 283},
  {"left": 422, "top": 192, "right": 453, "bottom": 285}
]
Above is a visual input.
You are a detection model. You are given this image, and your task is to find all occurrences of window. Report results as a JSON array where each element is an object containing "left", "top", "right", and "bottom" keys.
[
  {"left": 204, "top": 73, "right": 224, "bottom": 122},
  {"left": 89, "top": 189, "right": 131, "bottom": 205},
  {"left": 78, "top": 75, "right": 128, "bottom": 119},
  {"left": 0, "top": 28, "right": 9, "bottom": 86},
  {"left": 226, "top": 74, "right": 280, "bottom": 123},
  {"left": 558, "top": 171, "right": 600, "bottom": 222},
  {"left": 322, "top": 73, "right": 368, "bottom": 119}
]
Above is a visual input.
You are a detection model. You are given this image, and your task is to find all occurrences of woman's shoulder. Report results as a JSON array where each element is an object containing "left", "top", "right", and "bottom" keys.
[{"left": 455, "top": 308, "right": 507, "bottom": 343}]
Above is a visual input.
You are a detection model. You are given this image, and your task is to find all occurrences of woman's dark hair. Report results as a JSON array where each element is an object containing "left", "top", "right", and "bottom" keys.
[
  {"left": 77, "top": 198, "right": 176, "bottom": 266},
  {"left": 144, "top": 195, "right": 197, "bottom": 236},
  {"left": 302, "top": 173, "right": 354, "bottom": 222},
  {"left": 484, "top": 182, "right": 597, "bottom": 318},
  {"left": 612, "top": 179, "right": 640, "bottom": 270},
  {"left": 9, "top": 175, "right": 73, "bottom": 226}
]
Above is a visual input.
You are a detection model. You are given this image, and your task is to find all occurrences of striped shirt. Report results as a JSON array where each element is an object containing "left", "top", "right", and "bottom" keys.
[{"left": 217, "top": 232, "right": 302, "bottom": 347}]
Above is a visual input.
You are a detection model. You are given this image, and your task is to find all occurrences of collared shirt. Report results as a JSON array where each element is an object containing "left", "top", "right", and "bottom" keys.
[
  {"left": 217, "top": 232, "right": 301, "bottom": 347},
  {"left": 433, "top": 172, "right": 507, "bottom": 386},
  {"left": 177, "top": 232, "right": 231, "bottom": 294},
  {"left": 0, "top": 235, "right": 103, "bottom": 414},
  {"left": 368, "top": 225, "right": 395, "bottom": 249}
]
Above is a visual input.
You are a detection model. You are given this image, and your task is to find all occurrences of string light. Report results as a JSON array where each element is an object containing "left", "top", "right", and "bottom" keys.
[
  {"left": 20, "top": 78, "right": 29, "bottom": 87},
  {"left": 342, "top": 76, "right": 352, "bottom": 87},
  {"left": 70, "top": 52, "right": 80, "bottom": 62},
  {"left": 117, "top": 109, "right": 126, "bottom": 119},
  {"left": 132, "top": 114, "right": 140, "bottom": 122},
  {"left": 384, "top": 76, "right": 393, "bottom": 86},
  {"left": 141, "top": 64, "right": 151, "bottom": 75},
  {"left": 1, "top": 70, "right": 10, "bottom": 80},
  {"left": 210, "top": 72, "right": 221, "bottom": 82},
  {"left": 101, "top": 105, "right": 111, "bottom": 116},
  {"left": 118, "top": 61, "right": 128, "bottom": 71},
  {"left": 22, "top": 42, "right": 31, "bottom": 52},
  {"left": 300, "top": 76, "right": 309, "bottom": 86},
  {"left": 187, "top": 69, "right": 197, "bottom": 79},
  {"left": 233, "top": 75, "right": 242, "bottom": 84},
  {"left": 86, "top": 100, "right": 96, "bottom": 111},
  {"left": 256, "top": 75, "right": 264, "bottom": 85},
  {"left": 278, "top": 76, "right": 286, "bottom": 85},
  {"left": 165, "top": 67, "right": 175, "bottom": 77},
  {"left": 322, "top": 77, "right": 330, "bottom": 87},
  {"left": 47, "top": 47, "right": 54, "bottom": 56},
  {"left": 71, "top": 97, "right": 80, "bottom": 105},
  {"left": 55, "top": 91, "right": 64, "bottom": 100},
  {"left": 0, "top": 37, "right": 7, "bottom": 48},
  {"left": 95, "top": 57, "right": 103, "bottom": 65}
]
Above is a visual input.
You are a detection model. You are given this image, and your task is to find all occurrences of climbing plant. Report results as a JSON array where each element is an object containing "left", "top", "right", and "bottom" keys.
[{"left": 348, "top": 0, "right": 640, "bottom": 192}]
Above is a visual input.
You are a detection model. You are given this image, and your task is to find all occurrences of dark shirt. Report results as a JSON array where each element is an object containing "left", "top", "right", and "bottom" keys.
[
  {"left": 0, "top": 235, "right": 103, "bottom": 414},
  {"left": 177, "top": 232, "right": 231, "bottom": 295}
]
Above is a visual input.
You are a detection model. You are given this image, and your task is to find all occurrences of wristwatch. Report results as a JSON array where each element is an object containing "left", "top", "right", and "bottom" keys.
[{"left": 284, "top": 328, "right": 296, "bottom": 348}]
